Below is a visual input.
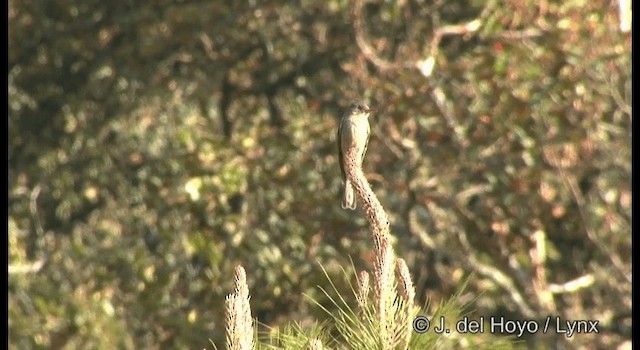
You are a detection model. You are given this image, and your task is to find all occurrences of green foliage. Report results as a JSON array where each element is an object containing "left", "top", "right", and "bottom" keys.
[
  {"left": 259, "top": 321, "right": 330, "bottom": 350},
  {"left": 306, "top": 269, "right": 519, "bottom": 350}
]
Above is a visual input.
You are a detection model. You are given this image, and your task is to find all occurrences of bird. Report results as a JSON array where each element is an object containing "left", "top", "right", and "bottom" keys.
[{"left": 338, "top": 102, "right": 373, "bottom": 210}]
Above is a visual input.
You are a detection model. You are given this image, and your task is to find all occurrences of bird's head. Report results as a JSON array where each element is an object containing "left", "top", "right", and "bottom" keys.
[{"left": 349, "top": 102, "right": 373, "bottom": 115}]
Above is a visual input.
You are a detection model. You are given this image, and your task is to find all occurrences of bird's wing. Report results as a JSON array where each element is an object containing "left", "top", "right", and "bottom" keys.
[{"left": 361, "top": 120, "right": 370, "bottom": 163}]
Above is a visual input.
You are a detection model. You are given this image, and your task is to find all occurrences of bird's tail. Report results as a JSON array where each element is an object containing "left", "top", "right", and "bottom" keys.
[{"left": 342, "top": 180, "right": 356, "bottom": 210}]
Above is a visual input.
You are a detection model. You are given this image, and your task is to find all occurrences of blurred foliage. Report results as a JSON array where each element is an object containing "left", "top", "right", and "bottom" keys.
[{"left": 9, "top": 0, "right": 630, "bottom": 349}]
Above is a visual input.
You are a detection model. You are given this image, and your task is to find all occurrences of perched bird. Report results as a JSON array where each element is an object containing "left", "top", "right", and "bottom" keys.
[{"left": 338, "top": 102, "right": 373, "bottom": 210}]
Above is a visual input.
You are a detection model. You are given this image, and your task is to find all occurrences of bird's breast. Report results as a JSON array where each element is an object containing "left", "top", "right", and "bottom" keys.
[{"left": 341, "top": 116, "right": 369, "bottom": 150}]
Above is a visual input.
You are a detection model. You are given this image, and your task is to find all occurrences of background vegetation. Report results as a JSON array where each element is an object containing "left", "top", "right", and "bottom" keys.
[{"left": 9, "top": 0, "right": 630, "bottom": 349}]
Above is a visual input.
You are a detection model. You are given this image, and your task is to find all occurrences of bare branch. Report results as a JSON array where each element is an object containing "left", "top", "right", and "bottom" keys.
[
  {"left": 548, "top": 274, "right": 595, "bottom": 294},
  {"left": 8, "top": 259, "right": 46, "bottom": 275},
  {"left": 352, "top": 0, "right": 404, "bottom": 72}
]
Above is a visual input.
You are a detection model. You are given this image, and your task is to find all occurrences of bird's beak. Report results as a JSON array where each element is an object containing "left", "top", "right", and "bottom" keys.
[{"left": 364, "top": 107, "right": 374, "bottom": 113}]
